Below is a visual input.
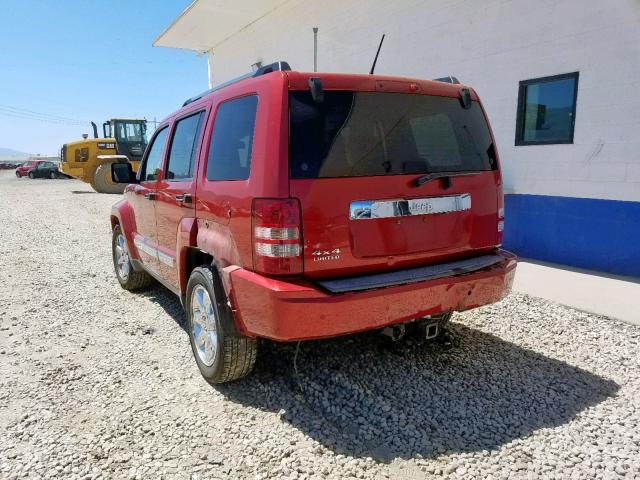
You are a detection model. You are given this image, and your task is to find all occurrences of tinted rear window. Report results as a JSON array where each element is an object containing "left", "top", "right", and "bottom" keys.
[{"left": 289, "top": 91, "right": 496, "bottom": 179}]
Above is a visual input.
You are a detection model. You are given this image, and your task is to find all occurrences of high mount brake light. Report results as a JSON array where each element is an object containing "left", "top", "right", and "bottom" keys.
[{"left": 252, "top": 198, "right": 303, "bottom": 275}]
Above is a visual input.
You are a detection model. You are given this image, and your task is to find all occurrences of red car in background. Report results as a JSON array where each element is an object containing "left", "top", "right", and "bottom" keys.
[{"left": 15, "top": 160, "right": 45, "bottom": 178}]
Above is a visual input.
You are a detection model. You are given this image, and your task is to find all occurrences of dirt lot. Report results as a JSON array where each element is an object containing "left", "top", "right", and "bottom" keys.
[{"left": 1, "top": 171, "right": 639, "bottom": 480}]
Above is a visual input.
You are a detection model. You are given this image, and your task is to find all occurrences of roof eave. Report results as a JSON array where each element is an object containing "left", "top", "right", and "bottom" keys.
[{"left": 152, "top": 0, "right": 200, "bottom": 48}]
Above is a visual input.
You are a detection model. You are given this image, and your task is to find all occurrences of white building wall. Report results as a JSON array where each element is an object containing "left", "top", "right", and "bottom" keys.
[{"left": 207, "top": 0, "right": 640, "bottom": 202}]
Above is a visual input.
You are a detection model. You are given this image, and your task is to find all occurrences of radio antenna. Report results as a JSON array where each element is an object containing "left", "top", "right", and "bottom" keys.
[{"left": 369, "top": 34, "right": 385, "bottom": 74}]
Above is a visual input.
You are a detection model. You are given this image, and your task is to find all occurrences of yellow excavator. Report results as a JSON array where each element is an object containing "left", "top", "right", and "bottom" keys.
[{"left": 60, "top": 119, "right": 148, "bottom": 193}]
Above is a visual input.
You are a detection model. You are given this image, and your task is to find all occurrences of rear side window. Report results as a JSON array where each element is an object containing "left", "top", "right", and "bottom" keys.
[
  {"left": 206, "top": 95, "right": 258, "bottom": 181},
  {"left": 141, "top": 127, "right": 168, "bottom": 182},
  {"left": 166, "top": 112, "right": 205, "bottom": 181},
  {"left": 289, "top": 91, "right": 496, "bottom": 179}
]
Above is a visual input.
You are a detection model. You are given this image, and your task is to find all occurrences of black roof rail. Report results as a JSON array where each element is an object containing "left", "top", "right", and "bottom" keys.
[
  {"left": 182, "top": 61, "right": 292, "bottom": 107},
  {"left": 433, "top": 76, "right": 460, "bottom": 84}
]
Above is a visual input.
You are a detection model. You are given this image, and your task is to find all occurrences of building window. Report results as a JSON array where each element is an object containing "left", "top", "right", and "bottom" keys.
[{"left": 515, "top": 72, "right": 579, "bottom": 146}]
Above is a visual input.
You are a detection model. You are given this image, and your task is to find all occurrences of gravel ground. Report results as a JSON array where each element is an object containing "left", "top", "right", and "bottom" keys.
[{"left": 0, "top": 170, "right": 639, "bottom": 480}]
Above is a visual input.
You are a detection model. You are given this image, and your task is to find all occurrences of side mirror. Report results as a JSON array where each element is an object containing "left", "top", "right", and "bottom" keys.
[{"left": 111, "top": 162, "right": 137, "bottom": 184}]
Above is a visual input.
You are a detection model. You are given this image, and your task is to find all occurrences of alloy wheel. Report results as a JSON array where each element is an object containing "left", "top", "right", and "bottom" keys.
[
  {"left": 114, "top": 233, "right": 130, "bottom": 281},
  {"left": 190, "top": 285, "right": 218, "bottom": 367}
]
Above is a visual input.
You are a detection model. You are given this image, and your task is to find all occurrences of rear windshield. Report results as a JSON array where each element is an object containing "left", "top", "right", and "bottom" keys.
[{"left": 289, "top": 91, "right": 496, "bottom": 179}]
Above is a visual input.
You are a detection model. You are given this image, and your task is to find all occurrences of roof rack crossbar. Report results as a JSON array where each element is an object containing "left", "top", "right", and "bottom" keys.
[
  {"left": 433, "top": 76, "right": 461, "bottom": 84},
  {"left": 182, "top": 61, "right": 291, "bottom": 107}
]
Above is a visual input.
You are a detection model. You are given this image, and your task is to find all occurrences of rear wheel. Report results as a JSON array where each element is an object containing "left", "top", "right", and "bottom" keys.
[
  {"left": 186, "top": 266, "right": 257, "bottom": 384},
  {"left": 49, "top": 171, "right": 57, "bottom": 179},
  {"left": 91, "top": 163, "right": 126, "bottom": 194},
  {"left": 28, "top": 171, "right": 35, "bottom": 179},
  {"left": 112, "top": 225, "right": 153, "bottom": 291},
  {"left": 15, "top": 171, "right": 20, "bottom": 178}
]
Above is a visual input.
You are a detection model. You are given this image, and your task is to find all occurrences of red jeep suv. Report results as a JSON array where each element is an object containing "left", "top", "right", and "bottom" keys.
[{"left": 110, "top": 62, "right": 516, "bottom": 383}]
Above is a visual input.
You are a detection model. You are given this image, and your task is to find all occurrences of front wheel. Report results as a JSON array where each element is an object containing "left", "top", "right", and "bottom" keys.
[
  {"left": 186, "top": 266, "right": 257, "bottom": 384},
  {"left": 15, "top": 171, "right": 20, "bottom": 178},
  {"left": 92, "top": 163, "right": 126, "bottom": 194},
  {"left": 49, "top": 171, "right": 57, "bottom": 179},
  {"left": 112, "top": 225, "right": 153, "bottom": 291},
  {"left": 28, "top": 172, "right": 35, "bottom": 179}
]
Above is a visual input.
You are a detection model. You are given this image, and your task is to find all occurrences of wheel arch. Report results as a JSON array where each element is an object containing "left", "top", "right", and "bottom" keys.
[
  {"left": 185, "top": 261, "right": 248, "bottom": 341},
  {"left": 181, "top": 247, "right": 214, "bottom": 302},
  {"left": 110, "top": 199, "right": 139, "bottom": 260},
  {"left": 179, "top": 218, "right": 247, "bottom": 337}
]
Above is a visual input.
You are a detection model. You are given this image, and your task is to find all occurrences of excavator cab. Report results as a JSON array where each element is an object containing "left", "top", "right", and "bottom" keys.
[{"left": 103, "top": 119, "right": 148, "bottom": 164}]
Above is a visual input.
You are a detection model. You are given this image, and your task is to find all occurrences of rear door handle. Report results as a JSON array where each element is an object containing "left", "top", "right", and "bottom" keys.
[
  {"left": 175, "top": 193, "right": 192, "bottom": 204},
  {"left": 143, "top": 192, "right": 156, "bottom": 200}
]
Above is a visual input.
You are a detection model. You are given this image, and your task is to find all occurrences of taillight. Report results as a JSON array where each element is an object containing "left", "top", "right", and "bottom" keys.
[
  {"left": 252, "top": 198, "right": 303, "bottom": 275},
  {"left": 496, "top": 182, "right": 505, "bottom": 247}
]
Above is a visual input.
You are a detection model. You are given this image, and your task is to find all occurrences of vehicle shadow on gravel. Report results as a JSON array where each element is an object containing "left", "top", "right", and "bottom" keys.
[
  {"left": 215, "top": 323, "right": 619, "bottom": 462},
  {"left": 140, "top": 286, "right": 187, "bottom": 330}
]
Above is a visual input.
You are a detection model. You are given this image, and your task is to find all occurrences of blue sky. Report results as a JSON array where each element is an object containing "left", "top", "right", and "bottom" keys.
[{"left": 0, "top": 0, "right": 206, "bottom": 154}]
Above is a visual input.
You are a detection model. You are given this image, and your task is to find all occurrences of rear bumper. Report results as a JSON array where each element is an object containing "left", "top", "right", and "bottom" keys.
[{"left": 227, "top": 250, "right": 517, "bottom": 341}]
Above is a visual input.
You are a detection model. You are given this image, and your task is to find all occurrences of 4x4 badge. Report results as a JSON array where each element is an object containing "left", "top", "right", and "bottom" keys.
[
  {"left": 313, "top": 248, "right": 341, "bottom": 256},
  {"left": 312, "top": 248, "right": 341, "bottom": 262}
]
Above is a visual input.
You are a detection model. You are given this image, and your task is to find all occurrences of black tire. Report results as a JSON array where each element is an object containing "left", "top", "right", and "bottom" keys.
[
  {"left": 49, "top": 171, "right": 57, "bottom": 179},
  {"left": 186, "top": 265, "right": 257, "bottom": 384},
  {"left": 92, "top": 163, "right": 126, "bottom": 194},
  {"left": 15, "top": 171, "right": 20, "bottom": 178},
  {"left": 112, "top": 225, "right": 153, "bottom": 291},
  {"left": 28, "top": 172, "right": 35, "bottom": 179}
]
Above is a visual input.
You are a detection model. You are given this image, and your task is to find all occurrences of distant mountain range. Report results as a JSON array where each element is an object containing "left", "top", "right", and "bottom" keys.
[{"left": 0, "top": 147, "right": 31, "bottom": 160}]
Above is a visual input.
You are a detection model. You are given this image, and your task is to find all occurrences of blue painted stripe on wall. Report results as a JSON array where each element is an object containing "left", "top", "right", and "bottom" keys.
[{"left": 503, "top": 194, "right": 640, "bottom": 277}]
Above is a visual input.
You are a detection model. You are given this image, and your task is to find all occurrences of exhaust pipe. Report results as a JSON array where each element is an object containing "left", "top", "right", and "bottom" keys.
[
  {"left": 91, "top": 122, "right": 99, "bottom": 139},
  {"left": 382, "top": 324, "right": 405, "bottom": 342}
]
